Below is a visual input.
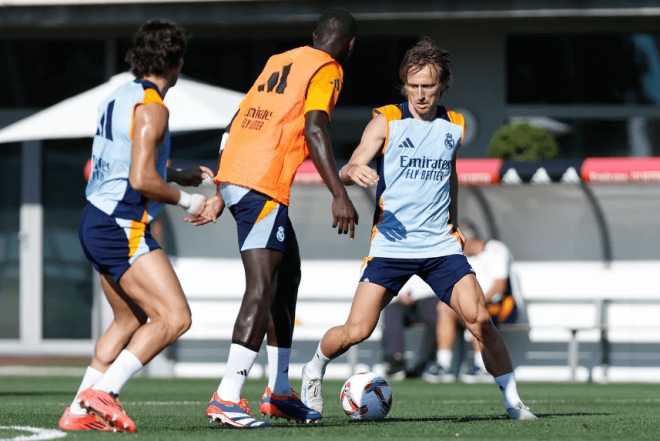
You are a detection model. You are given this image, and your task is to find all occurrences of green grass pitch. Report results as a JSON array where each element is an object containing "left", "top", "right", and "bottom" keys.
[{"left": 1, "top": 376, "right": 659, "bottom": 440}]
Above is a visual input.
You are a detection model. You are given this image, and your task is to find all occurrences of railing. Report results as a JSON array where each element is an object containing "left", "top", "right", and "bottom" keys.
[{"left": 500, "top": 298, "right": 660, "bottom": 382}]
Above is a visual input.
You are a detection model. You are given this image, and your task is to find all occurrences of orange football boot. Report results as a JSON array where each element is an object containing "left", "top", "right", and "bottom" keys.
[
  {"left": 77, "top": 388, "right": 136, "bottom": 432},
  {"left": 58, "top": 407, "right": 115, "bottom": 431}
]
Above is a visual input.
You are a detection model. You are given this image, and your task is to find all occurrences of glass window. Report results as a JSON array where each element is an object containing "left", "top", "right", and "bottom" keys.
[
  {"left": 42, "top": 139, "right": 93, "bottom": 339},
  {"left": 0, "top": 40, "right": 104, "bottom": 107},
  {"left": 506, "top": 117, "right": 660, "bottom": 159},
  {"left": 0, "top": 143, "right": 21, "bottom": 339},
  {"left": 507, "top": 33, "right": 660, "bottom": 104}
]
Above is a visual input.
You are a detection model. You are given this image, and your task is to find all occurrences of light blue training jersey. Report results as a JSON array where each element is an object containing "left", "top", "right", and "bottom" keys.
[
  {"left": 85, "top": 79, "right": 170, "bottom": 223},
  {"left": 368, "top": 102, "right": 465, "bottom": 258}
]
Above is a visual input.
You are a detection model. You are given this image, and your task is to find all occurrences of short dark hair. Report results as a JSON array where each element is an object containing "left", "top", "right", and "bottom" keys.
[
  {"left": 399, "top": 37, "right": 452, "bottom": 98},
  {"left": 316, "top": 8, "right": 357, "bottom": 39},
  {"left": 125, "top": 19, "right": 187, "bottom": 79}
]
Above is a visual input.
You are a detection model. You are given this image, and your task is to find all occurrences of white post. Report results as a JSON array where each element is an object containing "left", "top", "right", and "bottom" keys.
[
  {"left": 568, "top": 329, "right": 579, "bottom": 381},
  {"left": 19, "top": 140, "right": 43, "bottom": 347}
]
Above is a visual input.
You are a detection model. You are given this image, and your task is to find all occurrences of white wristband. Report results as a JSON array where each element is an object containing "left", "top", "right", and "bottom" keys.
[
  {"left": 219, "top": 132, "right": 229, "bottom": 153},
  {"left": 177, "top": 190, "right": 192, "bottom": 209},
  {"left": 177, "top": 191, "right": 205, "bottom": 214}
]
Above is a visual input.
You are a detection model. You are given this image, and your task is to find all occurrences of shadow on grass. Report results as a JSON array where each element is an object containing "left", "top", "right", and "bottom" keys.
[
  {"left": 137, "top": 412, "right": 616, "bottom": 432},
  {"left": 0, "top": 392, "right": 68, "bottom": 397}
]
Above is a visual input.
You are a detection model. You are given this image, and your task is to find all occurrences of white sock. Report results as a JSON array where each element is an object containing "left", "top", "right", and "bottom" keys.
[
  {"left": 267, "top": 346, "right": 292, "bottom": 396},
  {"left": 437, "top": 349, "right": 453, "bottom": 370},
  {"left": 494, "top": 372, "right": 522, "bottom": 410},
  {"left": 474, "top": 352, "right": 487, "bottom": 371},
  {"left": 92, "top": 350, "right": 143, "bottom": 396},
  {"left": 70, "top": 366, "right": 104, "bottom": 415},
  {"left": 305, "top": 342, "right": 331, "bottom": 380},
  {"left": 217, "top": 344, "right": 258, "bottom": 403}
]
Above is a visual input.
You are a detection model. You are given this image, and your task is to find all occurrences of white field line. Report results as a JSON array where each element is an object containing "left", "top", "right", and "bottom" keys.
[
  {"left": 7, "top": 398, "right": 660, "bottom": 407},
  {"left": 0, "top": 426, "right": 67, "bottom": 441}
]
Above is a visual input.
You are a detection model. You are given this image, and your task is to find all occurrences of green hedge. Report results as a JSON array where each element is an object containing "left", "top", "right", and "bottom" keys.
[{"left": 488, "top": 121, "right": 559, "bottom": 160}]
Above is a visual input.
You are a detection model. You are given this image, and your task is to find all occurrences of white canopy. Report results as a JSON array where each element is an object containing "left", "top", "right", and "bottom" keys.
[{"left": 0, "top": 72, "right": 244, "bottom": 144}]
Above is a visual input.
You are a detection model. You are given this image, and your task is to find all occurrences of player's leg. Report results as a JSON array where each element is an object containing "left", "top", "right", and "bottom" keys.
[
  {"left": 449, "top": 274, "right": 511, "bottom": 375},
  {"left": 60, "top": 274, "right": 146, "bottom": 432},
  {"left": 79, "top": 249, "right": 192, "bottom": 431},
  {"left": 450, "top": 274, "right": 537, "bottom": 419},
  {"left": 302, "top": 282, "right": 395, "bottom": 413},
  {"left": 257, "top": 235, "right": 321, "bottom": 422},
  {"left": 321, "top": 282, "right": 394, "bottom": 359},
  {"left": 91, "top": 275, "right": 148, "bottom": 372},
  {"left": 220, "top": 248, "right": 282, "bottom": 398},
  {"left": 206, "top": 248, "right": 281, "bottom": 428}
]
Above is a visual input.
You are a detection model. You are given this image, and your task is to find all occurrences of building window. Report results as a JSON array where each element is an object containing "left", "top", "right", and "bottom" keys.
[
  {"left": 507, "top": 33, "right": 660, "bottom": 105},
  {"left": 0, "top": 144, "right": 21, "bottom": 339}
]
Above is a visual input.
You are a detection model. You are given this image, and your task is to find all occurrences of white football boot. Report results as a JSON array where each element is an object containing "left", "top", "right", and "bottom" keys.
[
  {"left": 300, "top": 364, "right": 324, "bottom": 414},
  {"left": 506, "top": 402, "right": 538, "bottom": 420}
]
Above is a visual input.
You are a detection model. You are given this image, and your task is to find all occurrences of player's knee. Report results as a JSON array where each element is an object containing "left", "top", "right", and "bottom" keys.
[
  {"left": 245, "top": 280, "right": 274, "bottom": 304},
  {"left": 170, "top": 311, "right": 192, "bottom": 339},
  {"left": 463, "top": 308, "right": 491, "bottom": 335},
  {"left": 346, "top": 323, "right": 374, "bottom": 346}
]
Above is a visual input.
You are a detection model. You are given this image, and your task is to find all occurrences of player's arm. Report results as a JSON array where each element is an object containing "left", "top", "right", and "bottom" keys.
[
  {"left": 184, "top": 109, "right": 239, "bottom": 226},
  {"left": 449, "top": 150, "right": 466, "bottom": 248},
  {"left": 129, "top": 103, "right": 206, "bottom": 216},
  {"left": 339, "top": 114, "right": 386, "bottom": 187},
  {"left": 484, "top": 279, "right": 508, "bottom": 303},
  {"left": 167, "top": 166, "right": 214, "bottom": 187},
  {"left": 305, "top": 110, "right": 359, "bottom": 240}
]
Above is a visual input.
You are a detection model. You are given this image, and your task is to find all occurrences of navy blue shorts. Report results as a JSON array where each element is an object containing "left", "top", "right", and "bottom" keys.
[
  {"left": 228, "top": 189, "right": 295, "bottom": 253},
  {"left": 79, "top": 203, "right": 161, "bottom": 282},
  {"left": 360, "top": 254, "right": 475, "bottom": 305}
]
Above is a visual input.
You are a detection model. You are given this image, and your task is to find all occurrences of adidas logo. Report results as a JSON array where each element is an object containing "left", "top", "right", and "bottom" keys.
[
  {"left": 329, "top": 79, "right": 341, "bottom": 91},
  {"left": 499, "top": 385, "right": 505, "bottom": 391},
  {"left": 398, "top": 137, "right": 415, "bottom": 148},
  {"left": 284, "top": 367, "right": 289, "bottom": 374},
  {"left": 237, "top": 370, "right": 248, "bottom": 377}
]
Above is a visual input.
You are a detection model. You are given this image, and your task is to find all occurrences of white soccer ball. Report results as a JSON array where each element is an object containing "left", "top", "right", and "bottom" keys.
[{"left": 340, "top": 372, "right": 393, "bottom": 421}]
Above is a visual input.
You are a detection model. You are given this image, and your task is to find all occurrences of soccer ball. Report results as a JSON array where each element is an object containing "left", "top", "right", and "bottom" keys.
[{"left": 340, "top": 372, "right": 393, "bottom": 421}]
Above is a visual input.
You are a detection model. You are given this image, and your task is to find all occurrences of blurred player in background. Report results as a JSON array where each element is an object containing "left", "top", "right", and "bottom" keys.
[
  {"left": 59, "top": 19, "right": 212, "bottom": 432},
  {"left": 425, "top": 220, "right": 518, "bottom": 383},
  {"left": 185, "top": 9, "right": 358, "bottom": 428},
  {"left": 301, "top": 38, "right": 538, "bottom": 420},
  {"left": 382, "top": 276, "right": 438, "bottom": 379}
]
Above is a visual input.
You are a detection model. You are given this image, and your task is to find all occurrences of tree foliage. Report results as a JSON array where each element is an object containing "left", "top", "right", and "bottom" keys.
[{"left": 488, "top": 121, "right": 559, "bottom": 160}]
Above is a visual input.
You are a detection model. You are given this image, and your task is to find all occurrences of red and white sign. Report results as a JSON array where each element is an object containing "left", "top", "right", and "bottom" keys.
[
  {"left": 581, "top": 158, "right": 660, "bottom": 183},
  {"left": 456, "top": 158, "right": 502, "bottom": 186}
]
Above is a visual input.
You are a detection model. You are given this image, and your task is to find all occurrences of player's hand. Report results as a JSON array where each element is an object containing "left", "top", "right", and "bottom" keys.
[
  {"left": 176, "top": 166, "right": 215, "bottom": 187},
  {"left": 347, "top": 164, "right": 379, "bottom": 188},
  {"left": 332, "top": 194, "right": 359, "bottom": 240},
  {"left": 185, "top": 194, "right": 225, "bottom": 226},
  {"left": 456, "top": 226, "right": 466, "bottom": 250}
]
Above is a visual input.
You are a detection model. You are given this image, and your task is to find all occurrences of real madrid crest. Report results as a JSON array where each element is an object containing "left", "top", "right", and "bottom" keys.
[{"left": 445, "top": 133, "right": 455, "bottom": 149}]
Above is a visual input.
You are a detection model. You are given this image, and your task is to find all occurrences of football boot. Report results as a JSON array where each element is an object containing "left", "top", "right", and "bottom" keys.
[
  {"left": 58, "top": 407, "right": 115, "bottom": 431},
  {"left": 259, "top": 387, "right": 322, "bottom": 423},
  {"left": 206, "top": 392, "right": 271, "bottom": 428},
  {"left": 77, "top": 388, "right": 136, "bottom": 432}
]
